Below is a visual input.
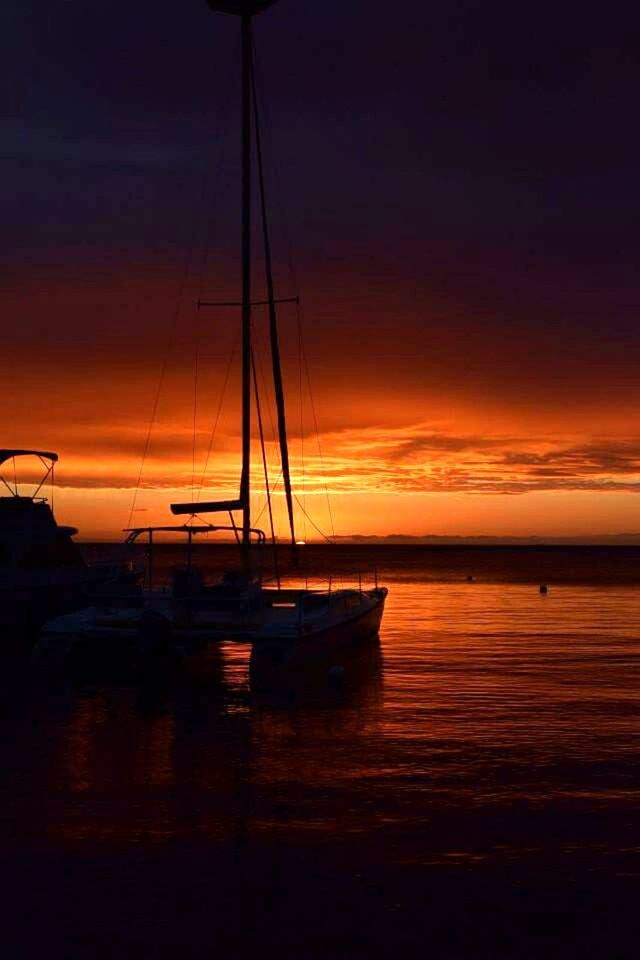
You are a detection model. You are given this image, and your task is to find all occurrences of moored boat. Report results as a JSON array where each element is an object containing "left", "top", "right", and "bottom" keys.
[
  {"left": 37, "top": 0, "right": 387, "bottom": 672},
  {"left": 250, "top": 584, "right": 387, "bottom": 684},
  {"left": 0, "top": 449, "right": 138, "bottom": 637},
  {"left": 35, "top": 527, "right": 386, "bottom": 673}
]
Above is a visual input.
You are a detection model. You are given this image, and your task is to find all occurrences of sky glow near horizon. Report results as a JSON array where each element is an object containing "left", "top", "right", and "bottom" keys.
[{"left": 5, "top": 1, "right": 640, "bottom": 539}]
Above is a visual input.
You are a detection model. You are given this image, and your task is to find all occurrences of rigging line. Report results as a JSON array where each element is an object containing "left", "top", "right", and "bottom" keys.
[
  {"left": 195, "top": 30, "right": 241, "bottom": 307},
  {"left": 134, "top": 36, "right": 236, "bottom": 527},
  {"left": 294, "top": 494, "right": 334, "bottom": 545},
  {"left": 191, "top": 37, "right": 239, "bottom": 500},
  {"left": 253, "top": 329, "right": 278, "bottom": 524},
  {"left": 199, "top": 296, "right": 298, "bottom": 308},
  {"left": 32, "top": 462, "right": 53, "bottom": 500},
  {"left": 251, "top": 322, "right": 282, "bottom": 530},
  {"left": 196, "top": 334, "right": 238, "bottom": 500},
  {"left": 251, "top": 44, "right": 299, "bottom": 303},
  {"left": 252, "top": 46, "right": 297, "bottom": 556},
  {"left": 254, "top": 468, "right": 283, "bottom": 526},
  {"left": 127, "top": 249, "right": 194, "bottom": 530},
  {"left": 192, "top": 315, "right": 200, "bottom": 501},
  {"left": 251, "top": 348, "right": 280, "bottom": 587},
  {"left": 256, "top": 334, "right": 284, "bottom": 536},
  {"left": 297, "top": 300, "right": 306, "bottom": 542},
  {"left": 127, "top": 51, "right": 232, "bottom": 531},
  {"left": 228, "top": 510, "right": 241, "bottom": 547},
  {"left": 299, "top": 305, "right": 336, "bottom": 540},
  {"left": 191, "top": 130, "right": 227, "bottom": 505},
  {"left": 254, "top": 320, "right": 278, "bottom": 456}
]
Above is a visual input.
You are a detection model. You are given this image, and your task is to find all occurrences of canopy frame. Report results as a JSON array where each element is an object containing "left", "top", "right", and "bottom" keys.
[{"left": 0, "top": 450, "right": 58, "bottom": 502}]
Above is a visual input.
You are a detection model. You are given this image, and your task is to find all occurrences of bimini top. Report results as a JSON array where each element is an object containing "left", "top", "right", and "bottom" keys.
[
  {"left": 0, "top": 449, "right": 58, "bottom": 467},
  {"left": 206, "top": 1, "right": 278, "bottom": 15}
]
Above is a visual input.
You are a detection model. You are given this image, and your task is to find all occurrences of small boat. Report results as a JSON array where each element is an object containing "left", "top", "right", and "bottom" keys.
[
  {"left": 0, "top": 449, "right": 137, "bottom": 636},
  {"left": 37, "top": 0, "right": 387, "bottom": 670},
  {"left": 250, "top": 584, "right": 386, "bottom": 687}
]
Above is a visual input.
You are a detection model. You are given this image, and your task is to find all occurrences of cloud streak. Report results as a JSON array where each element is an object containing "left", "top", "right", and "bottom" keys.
[{"left": 9, "top": 423, "right": 640, "bottom": 500}]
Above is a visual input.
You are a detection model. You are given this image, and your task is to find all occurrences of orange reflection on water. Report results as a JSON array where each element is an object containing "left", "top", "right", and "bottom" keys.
[{"left": 14, "top": 580, "right": 640, "bottom": 856}]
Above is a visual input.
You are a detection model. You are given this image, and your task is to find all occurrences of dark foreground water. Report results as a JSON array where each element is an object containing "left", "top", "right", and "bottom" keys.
[{"left": 3, "top": 545, "right": 640, "bottom": 958}]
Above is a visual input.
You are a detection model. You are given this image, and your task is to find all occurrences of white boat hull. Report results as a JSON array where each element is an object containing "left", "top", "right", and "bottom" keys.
[{"left": 34, "top": 587, "right": 388, "bottom": 678}]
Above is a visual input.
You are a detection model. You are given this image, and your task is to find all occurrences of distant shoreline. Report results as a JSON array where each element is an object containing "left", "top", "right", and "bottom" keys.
[
  {"left": 78, "top": 536, "right": 640, "bottom": 547},
  {"left": 331, "top": 535, "right": 640, "bottom": 546}
]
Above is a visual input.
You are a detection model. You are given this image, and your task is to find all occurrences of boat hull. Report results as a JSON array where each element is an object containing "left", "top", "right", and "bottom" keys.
[
  {"left": 250, "top": 588, "right": 387, "bottom": 687},
  {"left": 35, "top": 587, "right": 388, "bottom": 683}
]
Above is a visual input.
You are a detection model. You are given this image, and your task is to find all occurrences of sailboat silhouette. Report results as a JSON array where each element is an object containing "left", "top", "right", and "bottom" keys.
[{"left": 35, "top": 0, "right": 387, "bottom": 673}]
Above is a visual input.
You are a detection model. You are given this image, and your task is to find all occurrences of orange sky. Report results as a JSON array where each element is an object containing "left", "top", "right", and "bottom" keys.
[
  {"left": 6, "top": 1, "right": 640, "bottom": 542},
  {"left": 5, "top": 263, "right": 640, "bottom": 541}
]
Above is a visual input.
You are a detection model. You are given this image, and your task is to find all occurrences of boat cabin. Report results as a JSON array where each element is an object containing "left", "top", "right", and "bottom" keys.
[{"left": 0, "top": 450, "right": 85, "bottom": 570}]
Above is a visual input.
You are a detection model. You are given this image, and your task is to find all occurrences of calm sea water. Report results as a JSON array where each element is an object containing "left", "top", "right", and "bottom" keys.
[{"left": 3, "top": 545, "right": 640, "bottom": 957}]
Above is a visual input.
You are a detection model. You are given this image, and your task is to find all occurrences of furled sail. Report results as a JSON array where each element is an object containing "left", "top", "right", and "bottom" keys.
[{"left": 170, "top": 498, "right": 244, "bottom": 516}]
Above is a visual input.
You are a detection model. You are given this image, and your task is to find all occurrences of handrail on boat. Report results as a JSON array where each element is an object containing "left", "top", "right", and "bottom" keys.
[
  {"left": 122, "top": 524, "right": 267, "bottom": 591},
  {"left": 285, "top": 571, "right": 381, "bottom": 595},
  {"left": 123, "top": 524, "right": 266, "bottom": 544}
]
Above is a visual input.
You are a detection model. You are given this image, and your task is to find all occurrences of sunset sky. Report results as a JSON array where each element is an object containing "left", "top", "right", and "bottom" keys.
[{"left": 4, "top": 1, "right": 640, "bottom": 539}]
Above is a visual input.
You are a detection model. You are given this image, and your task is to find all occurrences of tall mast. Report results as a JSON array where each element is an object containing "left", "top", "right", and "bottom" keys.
[
  {"left": 252, "top": 64, "right": 298, "bottom": 560},
  {"left": 240, "top": 12, "right": 252, "bottom": 565},
  {"left": 170, "top": 3, "right": 281, "bottom": 552},
  {"left": 207, "top": 3, "right": 279, "bottom": 568}
]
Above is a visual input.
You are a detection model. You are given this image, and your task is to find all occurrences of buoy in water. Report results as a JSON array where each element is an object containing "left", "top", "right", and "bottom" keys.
[{"left": 540, "top": 584, "right": 548, "bottom": 594}]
